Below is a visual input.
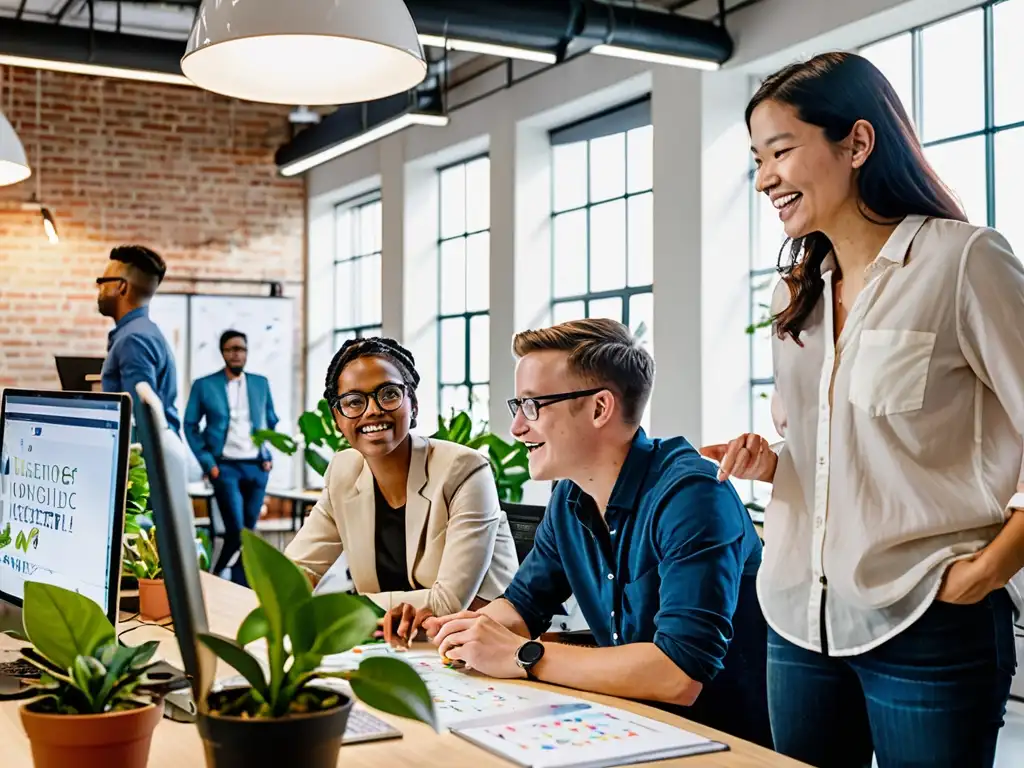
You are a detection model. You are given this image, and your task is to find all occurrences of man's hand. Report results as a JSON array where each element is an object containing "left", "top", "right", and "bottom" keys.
[
  {"left": 207, "top": 466, "right": 220, "bottom": 481},
  {"left": 262, "top": 461, "right": 272, "bottom": 472},
  {"left": 699, "top": 433, "right": 777, "bottom": 483},
  {"left": 432, "top": 614, "right": 529, "bottom": 679},
  {"left": 383, "top": 603, "right": 433, "bottom": 648},
  {"left": 936, "top": 556, "right": 1000, "bottom": 605}
]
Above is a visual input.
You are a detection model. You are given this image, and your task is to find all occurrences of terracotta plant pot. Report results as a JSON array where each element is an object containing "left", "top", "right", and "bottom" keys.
[
  {"left": 198, "top": 687, "right": 353, "bottom": 768},
  {"left": 20, "top": 701, "right": 163, "bottom": 768},
  {"left": 138, "top": 578, "right": 170, "bottom": 621}
]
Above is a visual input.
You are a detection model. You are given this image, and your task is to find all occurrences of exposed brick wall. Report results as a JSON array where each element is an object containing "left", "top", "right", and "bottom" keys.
[{"left": 0, "top": 67, "right": 305, "bottom": 396}]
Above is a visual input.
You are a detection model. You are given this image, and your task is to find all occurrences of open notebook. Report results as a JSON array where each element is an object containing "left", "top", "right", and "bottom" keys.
[{"left": 452, "top": 703, "right": 728, "bottom": 768}]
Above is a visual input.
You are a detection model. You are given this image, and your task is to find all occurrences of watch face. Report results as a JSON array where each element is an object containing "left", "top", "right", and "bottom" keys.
[{"left": 518, "top": 641, "right": 545, "bottom": 666}]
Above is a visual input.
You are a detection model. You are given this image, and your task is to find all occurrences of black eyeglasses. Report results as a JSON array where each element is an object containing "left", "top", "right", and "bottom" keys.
[
  {"left": 95, "top": 277, "right": 126, "bottom": 286},
  {"left": 222, "top": 345, "right": 248, "bottom": 354},
  {"left": 507, "top": 388, "right": 606, "bottom": 421},
  {"left": 332, "top": 383, "right": 407, "bottom": 419}
]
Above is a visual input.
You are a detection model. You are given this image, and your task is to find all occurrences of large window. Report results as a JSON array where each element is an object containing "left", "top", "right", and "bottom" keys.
[
  {"left": 334, "top": 195, "right": 383, "bottom": 346},
  {"left": 437, "top": 155, "right": 490, "bottom": 426},
  {"left": 747, "top": 0, "right": 1024, "bottom": 503},
  {"left": 550, "top": 101, "right": 654, "bottom": 354}
]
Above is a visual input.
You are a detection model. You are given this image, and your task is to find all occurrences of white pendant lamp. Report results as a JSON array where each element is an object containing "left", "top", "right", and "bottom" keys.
[
  {"left": 0, "top": 112, "right": 30, "bottom": 187},
  {"left": 181, "top": 0, "right": 427, "bottom": 105}
]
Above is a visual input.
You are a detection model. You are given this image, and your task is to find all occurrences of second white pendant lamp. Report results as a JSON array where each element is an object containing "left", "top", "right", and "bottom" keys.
[
  {"left": 0, "top": 112, "right": 30, "bottom": 187},
  {"left": 181, "top": 0, "right": 427, "bottom": 105}
]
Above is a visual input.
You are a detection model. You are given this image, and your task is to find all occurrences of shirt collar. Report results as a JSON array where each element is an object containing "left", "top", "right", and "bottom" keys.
[
  {"left": 109, "top": 306, "right": 148, "bottom": 337},
  {"left": 565, "top": 428, "right": 656, "bottom": 516},
  {"left": 821, "top": 214, "right": 928, "bottom": 276}
]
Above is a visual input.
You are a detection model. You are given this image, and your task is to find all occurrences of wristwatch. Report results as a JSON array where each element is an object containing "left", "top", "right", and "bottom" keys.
[{"left": 515, "top": 640, "right": 545, "bottom": 679}]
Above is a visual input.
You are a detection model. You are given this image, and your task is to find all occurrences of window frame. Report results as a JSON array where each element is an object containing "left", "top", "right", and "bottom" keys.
[
  {"left": 333, "top": 191, "right": 383, "bottom": 348},
  {"left": 436, "top": 153, "right": 491, "bottom": 421}
]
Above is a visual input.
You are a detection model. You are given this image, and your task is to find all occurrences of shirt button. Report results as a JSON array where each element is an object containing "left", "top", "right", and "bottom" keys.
[
  {"left": 613, "top": 633, "right": 619, "bottom": 641},
  {"left": 818, "top": 456, "right": 826, "bottom": 465},
  {"left": 607, "top": 574, "right": 614, "bottom": 581},
  {"left": 610, "top": 611, "right": 615, "bottom": 618},
  {"left": 815, "top": 517, "right": 823, "bottom": 527}
]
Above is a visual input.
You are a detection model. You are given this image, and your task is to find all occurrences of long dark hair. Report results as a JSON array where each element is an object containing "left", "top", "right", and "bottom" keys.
[{"left": 746, "top": 51, "right": 966, "bottom": 342}]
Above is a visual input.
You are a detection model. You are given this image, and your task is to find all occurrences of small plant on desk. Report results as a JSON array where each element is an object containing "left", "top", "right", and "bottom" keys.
[
  {"left": 196, "top": 529, "right": 437, "bottom": 768},
  {"left": 121, "top": 526, "right": 171, "bottom": 622},
  {"left": 0, "top": 582, "right": 187, "bottom": 768}
]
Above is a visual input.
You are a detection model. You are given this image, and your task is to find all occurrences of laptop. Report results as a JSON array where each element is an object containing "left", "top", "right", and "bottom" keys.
[
  {"left": 54, "top": 356, "right": 105, "bottom": 392},
  {"left": 0, "top": 389, "right": 131, "bottom": 669}
]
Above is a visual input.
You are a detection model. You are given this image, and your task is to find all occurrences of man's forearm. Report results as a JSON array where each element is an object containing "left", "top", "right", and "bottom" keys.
[
  {"left": 531, "top": 642, "right": 701, "bottom": 707},
  {"left": 480, "top": 598, "right": 531, "bottom": 638}
]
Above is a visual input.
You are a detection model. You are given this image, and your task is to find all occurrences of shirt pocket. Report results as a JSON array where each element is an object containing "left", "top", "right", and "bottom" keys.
[{"left": 848, "top": 329, "right": 936, "bottom": 417}]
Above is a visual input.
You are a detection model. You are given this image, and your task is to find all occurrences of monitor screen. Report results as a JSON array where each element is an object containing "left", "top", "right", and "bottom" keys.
[{"left": 0, "top": 390, "right": 130, "bottom": 623}]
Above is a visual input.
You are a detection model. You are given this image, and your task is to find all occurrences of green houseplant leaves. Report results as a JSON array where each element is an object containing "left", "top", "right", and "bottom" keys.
[{"left": 198, "top": 530, "right": 436, "bottom": 727}]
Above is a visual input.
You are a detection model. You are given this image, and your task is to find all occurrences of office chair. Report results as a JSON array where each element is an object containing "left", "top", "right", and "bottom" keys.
[{"left": 499, "top": 501, "right": 545, "bottom": 564}]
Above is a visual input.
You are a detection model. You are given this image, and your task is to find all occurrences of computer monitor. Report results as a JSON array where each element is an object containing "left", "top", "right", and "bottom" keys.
[
  {"left": 0, "top": 389, "right": 131, "bottom": 627},
  {"left": 132, "top": 382, "right": 215, "bottom": 715},
  {"left": 54, "top": 356, "right": 105, "bottom": 392}
]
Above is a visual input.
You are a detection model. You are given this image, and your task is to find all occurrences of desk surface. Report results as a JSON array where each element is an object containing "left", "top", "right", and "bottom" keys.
[
  {"left": 1, "top": 575, "right": 803, "bottom": 767},
  {"left": 265, "top": 487, "right": 322, "bottom": 502}
]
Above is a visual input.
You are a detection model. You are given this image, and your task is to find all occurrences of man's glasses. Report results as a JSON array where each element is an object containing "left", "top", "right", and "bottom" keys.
[
  {"left": 506, "top": 388, "right": 606, "bottom": 421},
  {"left": 95, "top": 277, "right": 126, "bottom": 286},
  {"left": 332, "top": 383, "right": 407, "bottom": 419},
  {"left": 222, "top": 346, "right": 248, "bottom": 354}
]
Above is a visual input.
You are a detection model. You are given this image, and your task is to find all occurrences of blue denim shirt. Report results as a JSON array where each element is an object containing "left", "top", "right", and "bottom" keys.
[
  {"left": 101, "top": 306, "right": 180, "bottom": 434},
  {"left": 502, "top": 429, "right": 763, "bottom": 685}
]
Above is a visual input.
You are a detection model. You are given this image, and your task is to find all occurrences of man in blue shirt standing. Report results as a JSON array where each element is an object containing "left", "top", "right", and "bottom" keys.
[
  {"left": 184, "top": 330, "right": 278, "bottom": 585},
  {"left": 427, "top": 318, "right": 770, "bottom": 747},
  {"left": 97, "top": 245, "right": 180, "bottom": 434}
]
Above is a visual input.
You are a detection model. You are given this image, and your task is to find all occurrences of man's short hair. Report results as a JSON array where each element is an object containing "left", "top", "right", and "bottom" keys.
[
  {"left": 512, "top": 318, "right": 655, "bottom": 425},
  {"left": 110, "top": 245, "right": 166, "bottom": 299},
  {"left": 220, "top": 329, "right": 247, "bottom": 350}
]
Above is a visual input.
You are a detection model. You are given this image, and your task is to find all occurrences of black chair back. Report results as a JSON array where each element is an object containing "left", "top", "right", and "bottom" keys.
[{"left": 499, "top": 501, "right": 545, "bottom": 564}]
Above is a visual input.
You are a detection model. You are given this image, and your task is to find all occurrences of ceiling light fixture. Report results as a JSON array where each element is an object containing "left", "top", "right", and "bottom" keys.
[
  {"left": 418, "top": 34, "right": 556, "bottom": 64},
  {"left": 589, "top": 44, "right": 720, "bottom": 71},
  {"left": 0, "top": 66, "right": 30, "bottom": 187},
  {"left": 182, "top": 0, "right": 427, "bottom": 105},
  {"left": 0, "top": 54, "right": 192, "bottom": 87},
  {"left": 279, "top": 111, "right": 449, "bottom": 177}
]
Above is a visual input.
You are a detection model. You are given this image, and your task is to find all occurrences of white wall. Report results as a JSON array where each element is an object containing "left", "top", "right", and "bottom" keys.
[{"left": 304, "top": 0, "right": 963, "bottom": 496}]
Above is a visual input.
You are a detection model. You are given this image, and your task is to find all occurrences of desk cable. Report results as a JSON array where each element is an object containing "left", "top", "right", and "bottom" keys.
[{"left": 117, "top": 614, "right": 175, "bottom": 643}]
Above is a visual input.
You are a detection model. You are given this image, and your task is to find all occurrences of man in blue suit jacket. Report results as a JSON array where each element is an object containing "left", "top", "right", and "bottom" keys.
[{"left": 184, "top": 329, "right": 278, "bottom": 584}]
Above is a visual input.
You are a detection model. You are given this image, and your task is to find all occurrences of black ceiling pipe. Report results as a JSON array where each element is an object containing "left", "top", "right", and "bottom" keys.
[{"left": 0, "top": 18, "right": 186, "bottom": 77}]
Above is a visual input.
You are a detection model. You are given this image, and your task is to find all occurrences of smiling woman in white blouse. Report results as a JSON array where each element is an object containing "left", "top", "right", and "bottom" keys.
[{"left": 703, "top": 52, "right": 1024, "bottom": 768}]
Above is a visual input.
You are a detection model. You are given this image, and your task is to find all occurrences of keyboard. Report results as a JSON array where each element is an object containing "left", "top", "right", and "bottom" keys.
[
  {"left": 343, "top": 708, "right": 403, "bottom": 744},
  {"left": 0, "top": 659, "right": 41, "bottom": 679}
]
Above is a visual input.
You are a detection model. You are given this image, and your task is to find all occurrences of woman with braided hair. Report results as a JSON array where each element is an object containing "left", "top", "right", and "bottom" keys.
[{"left": 285, "top": 337, "right": 519, "bottom": 645}]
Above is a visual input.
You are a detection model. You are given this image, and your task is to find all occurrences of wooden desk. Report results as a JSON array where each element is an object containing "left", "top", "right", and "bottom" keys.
[
  {"left": 265, "top": 487, "right": 321, "bottom": 532},
  {"left": 1, "top": 574, "right": 804, "bottom": 767}
]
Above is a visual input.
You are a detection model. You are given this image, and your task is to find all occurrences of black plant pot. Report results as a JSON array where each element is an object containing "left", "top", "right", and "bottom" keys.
[{"left": 197, "top": 688, "right": 353, "bottom": 768}]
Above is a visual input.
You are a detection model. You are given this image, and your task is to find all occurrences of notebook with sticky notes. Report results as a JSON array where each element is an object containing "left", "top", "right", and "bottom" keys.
[{"left": 451, "top": 703, "right": 728, "bottom": 768}]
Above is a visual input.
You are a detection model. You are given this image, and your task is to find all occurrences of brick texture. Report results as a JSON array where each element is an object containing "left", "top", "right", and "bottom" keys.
[{"left": 0, "top": 67, "right": 305, "bottom": 397}]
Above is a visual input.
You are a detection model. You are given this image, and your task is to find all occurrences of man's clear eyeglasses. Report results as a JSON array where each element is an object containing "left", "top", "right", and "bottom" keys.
[
  {"left": 333, "top": 383, "right": 407, "bottom": 419},
  {"left": 506, "top": 388, "right": 606, "bottom": 421}
]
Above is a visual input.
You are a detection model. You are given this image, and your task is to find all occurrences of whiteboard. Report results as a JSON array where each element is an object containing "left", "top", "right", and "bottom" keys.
[{"left": 148, "top": 294, "right": 296, "bottom": 490}]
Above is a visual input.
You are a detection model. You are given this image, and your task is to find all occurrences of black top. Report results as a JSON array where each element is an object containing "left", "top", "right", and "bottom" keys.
[{"left": 373, "top": 480, "right": 415, "bottom": 592}]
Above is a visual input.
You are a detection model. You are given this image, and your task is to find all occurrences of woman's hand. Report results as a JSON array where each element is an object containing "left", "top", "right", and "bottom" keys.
[
  {"left": 936, "top": 556, "right": 1000, "bottom": 605},
  {"left": 700, "top": 433, "right": 778, "bottom": 483},
  {"left": 382, "top": 603, "right": 433, "bottom": 648}
]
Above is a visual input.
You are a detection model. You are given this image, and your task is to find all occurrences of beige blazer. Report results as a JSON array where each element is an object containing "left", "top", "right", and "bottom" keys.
[{"left": 284, "top": 436, "right": 519, "bottom": 617}]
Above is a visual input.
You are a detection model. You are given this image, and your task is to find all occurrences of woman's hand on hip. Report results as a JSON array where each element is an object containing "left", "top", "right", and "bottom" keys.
[{"left": 700, "top": 433, "right": 778, "bottom": 483}]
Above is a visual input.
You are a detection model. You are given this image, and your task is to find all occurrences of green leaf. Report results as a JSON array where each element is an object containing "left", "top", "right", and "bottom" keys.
[
  {"left": 304, "top": 447, "right": 330, "bottom": 477},
  {"left": 198, "top": 633, "right": 269, "bottom": 699},
  {"left": 237, "top": 607, "right": 270, "bottom": 647},
  {"left": 253, "top": 429, "right": 297, "bottom": 455},
  {"left": 23, "top": 583, "right": 115, "bottom": 671},
  {"left": 349, "top": 657, "right": 437, "bottom": 731},
  {"left": 449, "top": 412, "right": 473, "bottom": 444},
  {"left": 293, "top": 593, "right": 376, "bottom": 657},
  {"left": 240, "top": 529, "right": 312, "bottom": 643},
  {"left": 298, "top": 411, "right": 330, "bottom": 448}
]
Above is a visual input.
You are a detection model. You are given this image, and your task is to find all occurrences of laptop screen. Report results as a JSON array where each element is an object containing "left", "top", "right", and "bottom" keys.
[{"left": 0, "top": 390, "right": 130, "bottom": 623}]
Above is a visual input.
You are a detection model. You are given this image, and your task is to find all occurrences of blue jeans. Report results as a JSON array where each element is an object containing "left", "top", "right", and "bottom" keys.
[
  {"left": 210, "top": 459, "right": 269, "bottom": 585},
  {"left": 767, "top": 588, "right": 1017, "bottom": 768}
]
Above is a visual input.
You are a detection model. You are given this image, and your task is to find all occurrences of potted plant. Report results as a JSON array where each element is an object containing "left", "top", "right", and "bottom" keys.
[
  {"left": 122, "top": 526, "right": 169, "bottom": 621},
  {"left": 0, "top": 581, "right": 187, "bottom": 768},
  {"left": 196, "top": 529, "right": 436, "bottom": 768}
]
